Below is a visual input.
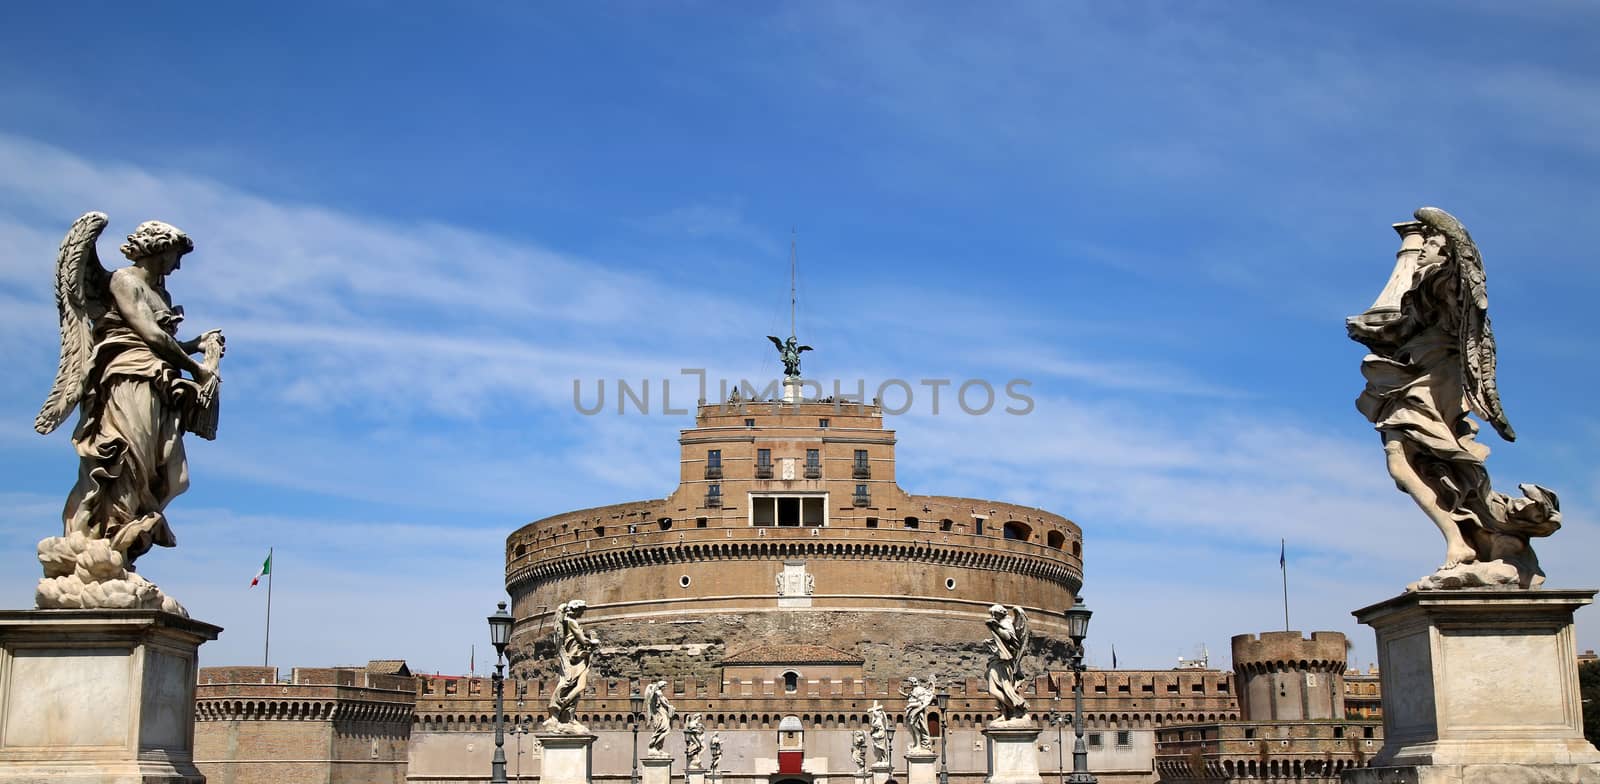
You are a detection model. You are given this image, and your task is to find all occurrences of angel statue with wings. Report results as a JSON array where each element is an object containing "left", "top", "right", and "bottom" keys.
[
  {"left": 644, "top": 679, "right": 676, "bottom": 757},
  {"left": 1347, "top": 207, "right": 1559, "bottom": 590},
  {"left": 898, "top": 675, "right": 936, "bottom": 750},
  {"left": 32, "top": 213, "right": 225, "bottom": 614},
  {"left": 767, "top": 335, "right": 812, "bottom": 378},
  {"left": 984, "top": 604, "right": 1032, "bottom": 723},
  {"left": 546, "top": 600, "right": 601, "bottom": 730},
  {"left": 684, "top": 713, "right": 706, "bottom": 769}
]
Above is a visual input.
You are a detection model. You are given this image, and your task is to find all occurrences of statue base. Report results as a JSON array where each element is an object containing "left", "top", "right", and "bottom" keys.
[
  {"left": 983, "top": 724, "right": 1043, "bottom": 784},
  {"left": 643, "top": 754, "right": 674, "bottom": 784},
  {"left": 870, "top": 761, "right": 892, "bottom": 784},
  {"left": 905, "top": 749, "right": 938, "bottom": 784},
  {"left": 0, "top": 610, "right": 221, "bottom": 784},
  {"left": 1340, "top": 589, "right": 1600, "bottom": 784},
  {"left": 536, "top": 732, "right": 596, "bottom": 784},
  {"left": 686, "top": 767, "right": 707, "bottom": 784}
]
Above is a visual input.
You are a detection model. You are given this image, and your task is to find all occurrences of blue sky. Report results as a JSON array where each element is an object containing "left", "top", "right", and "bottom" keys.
[{"left": 0, "top": 2, "right": 1596, "bottom": 674}]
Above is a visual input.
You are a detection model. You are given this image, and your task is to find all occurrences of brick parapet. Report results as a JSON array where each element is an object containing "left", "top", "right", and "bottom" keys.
[
  {"left": 1151, "top": 719, "right": 1381, "bottom": 783},
  {"left": 1230, "top": 631, "right": 1347, "bottom": 675}
]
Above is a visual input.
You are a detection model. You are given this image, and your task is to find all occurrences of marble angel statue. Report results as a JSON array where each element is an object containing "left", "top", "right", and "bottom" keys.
[
  {"left": 546, "top": 600, "right": 601, "bottom": 729},
  {"left": 851, "top": 730, "right": 868, "bottom": 773},
  {"left": 1347, "top": 207, "right": 1560, "bottom": 590},
  {"left": 985, "top": 604, "right": 1031, "bottom": 723},
  {"left": 645, "top": 679, "right": 676, "bottom": 757},
  {"left": 684, "top": 713, "right": 706, "bottom": 768},
  {"left": 33, "top": 213, "right": 225, "bottom": 614},
  {"left": 899, "top": 675, "right": 936, "bottom": 750},
  {"left": 867, "top": 700, "right": 890, "bottom": 764},
  {"left": 708, "top": 731, "right": 723, "bottom": 774}
]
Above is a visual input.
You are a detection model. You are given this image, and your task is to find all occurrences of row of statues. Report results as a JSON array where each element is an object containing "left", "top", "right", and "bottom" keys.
[{"left": 539, "top": 598, "right": 1035, "bottom": 767}]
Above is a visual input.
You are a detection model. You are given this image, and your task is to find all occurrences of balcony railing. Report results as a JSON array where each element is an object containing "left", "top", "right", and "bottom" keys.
[
  {"left": 705, "top": 465, "right": 723, "bottom": 480},
  {"left": 705, "top": 494, "right": 722, "bottom": 508},
  {"left": 852, "top": 492, "right": 870, "bottom": 507},
  {"left": 804, "top": 464, "right": 821, "bottom": 479},
  {"left": 754, "top": 463, "right": 773, "bottom": 479},
  {"left": 852, "top": 463, "right": 871, "bottom": 479}
]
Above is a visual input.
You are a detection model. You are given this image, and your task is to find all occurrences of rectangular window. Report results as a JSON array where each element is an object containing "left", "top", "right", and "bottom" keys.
[
  {"left": 1115, "top": 730, "right": 1131, "bottom": 747},
  {"left": 866, "top": 517, "right": 878, "bottom": 528},
  {"left": 1192, "top": 683, "right": 1204, "bottom": 693},
  {"left": 818, "top": 418, "right": 830, "bottom": 428},
  {"left": 757, "top": 448, "right": 771, "bottom": 466},
  {"left": 854, "top": 449, "right": 868, "bottom": 465},
  {"left": 707, "top": 485, "right": 721, "bottom": 498},
  {"left": 805, "top": 449, "right": 819, "bottom": 467},
  {"left": 749, "top": 494, "right": 827, "bottom": 526},
  {"left": 696, "top": 517, "right": 707, "bottom": 528},
  {"left": 1117, "top": 683, "right": 1130, "bottom": 693},
  {"left": 744, "top": 418, "right": 755, "bottom": 427},
  {"left": 856, "top": 484, "right": 869, "bottom": 496},
  {"left": 707, "top": 449, "right": 722, "bottom": 467},
  {"left": 1088, "top": 733, "right": 1102, "bottom": 748}
]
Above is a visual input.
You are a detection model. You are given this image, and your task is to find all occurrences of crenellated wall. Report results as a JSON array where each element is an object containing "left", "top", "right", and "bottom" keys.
[{"left": 1230, "top": 631, "right": 1347, "bottom": 722}]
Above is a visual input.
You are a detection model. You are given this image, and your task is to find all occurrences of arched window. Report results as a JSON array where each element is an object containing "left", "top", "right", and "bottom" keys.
[
  {"left": 1072, "top": 540, "right": 1082, "bottom": 557},
  {"left": 1002, "top": 521, "right": 1032, "bottom": 541},
  {"left": 928, "top": 713, "right": 941, "bottom": 737},
  {"left": 783, "top": 671, "right": 801, "bottom": 693},
  {"left": 1046, "top": 530, "right": 1065, "bottom": 549}
]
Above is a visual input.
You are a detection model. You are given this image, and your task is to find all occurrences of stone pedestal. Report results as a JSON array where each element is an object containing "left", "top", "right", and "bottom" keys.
[
  {"left": 1341, "top": 589, "right": 1600, "bottom": 784},
  {"left": 686, "top": 767, "right": 707, "bottom": 784},
  {"left": 870, "top": 761, "right": 892, "bottom": 784},
  {"left": 536, "top": 732, "right": 596, "bottom": 784},
  {"left": 983, "top": 724, "right": 1043, "bottom": 784},
  {"left": 905, "top": 749, "right": 938, "bottom": 784},
  {"left": 0, "top": 610, "right": 221, "bottom": 784},
  {"left": 643, "top": 754, "right": 673, "bottom": 784}
]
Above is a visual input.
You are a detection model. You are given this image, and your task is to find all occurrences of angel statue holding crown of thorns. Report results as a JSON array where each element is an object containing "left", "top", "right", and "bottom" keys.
[
  {"left": 1347, "top": 206, "right": 1559, "bottom": 591},
  {"left": 32, "top": 212, "right": 225, "bottom": 615}
]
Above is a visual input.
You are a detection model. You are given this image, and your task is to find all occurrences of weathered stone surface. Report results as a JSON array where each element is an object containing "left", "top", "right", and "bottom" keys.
[
  {"left": 1342, "top": 588, "right": 1600, "bottom": 784},
  {"left": 536, "top": 732, "right": 595, "bottom": 784},
  {"left": 983, "top": 726, "right": 1043, "bottom": 784},
  {"left": 0, "top": 609, "right": 220, "bottom": 784}
]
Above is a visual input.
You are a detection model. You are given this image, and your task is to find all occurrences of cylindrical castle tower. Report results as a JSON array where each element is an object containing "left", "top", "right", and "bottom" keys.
[
  {"left": 504, "top": 400, "right": 1084, "bottom": 686},
  {"left": 1230, "top": 630, "right": 1348, "bottom": 721}
]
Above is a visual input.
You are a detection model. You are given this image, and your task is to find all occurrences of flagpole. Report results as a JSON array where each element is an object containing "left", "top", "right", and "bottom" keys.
[
  {"left": 264, "top": 547, "right": 274, "bottom": 668},
  {"left": 1280, "top": 538, "right": 1290, "bottom": 632}
]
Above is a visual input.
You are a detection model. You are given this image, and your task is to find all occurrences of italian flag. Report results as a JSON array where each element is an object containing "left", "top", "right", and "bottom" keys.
[{"left": 251, "top": 550, "right": 272, "bottom": 587}]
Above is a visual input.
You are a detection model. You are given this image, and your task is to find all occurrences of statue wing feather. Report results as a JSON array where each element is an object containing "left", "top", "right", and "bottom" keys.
[
  {"left": 1414, "top": 206, "right": 1515, "bottom": 441},
  {"left": 1011, "top": 605, "right": 1031, "bottom": 680},
  {"left": 35, "top": 212, "right": 112, "bottom": 435}
]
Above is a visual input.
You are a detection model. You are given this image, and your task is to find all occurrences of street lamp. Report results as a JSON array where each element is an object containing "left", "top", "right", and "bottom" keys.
[
  {"left": 1063, "top": 597, "right": 1096, "bottom": 784},
  {"left": 488, "top": 601, "right": 514, "bottom": 784},
  {"left": 630, "top": 690, "right": 645, "bottom": 784},
  {"left": 887, "top": 722, "right": 897, "bottom": 777},
  {"left": 510, "top": 723, "right": 529, "bottom": 783},
  {"left": 1048, "top": 712, "right": 1066, "bottom": 784},
  {"left": 935, "top": 690, "right": 950, "bottom": 784}
]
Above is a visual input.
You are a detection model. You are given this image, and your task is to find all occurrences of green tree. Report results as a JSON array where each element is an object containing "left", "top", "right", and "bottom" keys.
[{"left": 1582, "top": 660, "right": 1600, "bottom": 746}]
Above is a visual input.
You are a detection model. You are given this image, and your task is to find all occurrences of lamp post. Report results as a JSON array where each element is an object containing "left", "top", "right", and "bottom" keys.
[
  {"left": 510, "top": 723, "right": 529, "bottom": 782},
  {"left": 935, "top": 690, "right": 950, "bottom": 784},
  {"left": 1064, "top": 597, "right": 1096, "bottom": 784},
  {"left": 488, "top": 601, "right": 514, "bottom": 784},
  {"left": 887, "top": 723, "right": 897, "bottom": 777},
  {"left": 1048, "top": 712, "right": 1065, "bottom": 784},
  {"left": 630, "top": 690, "right": 645, "bottom": 784}
]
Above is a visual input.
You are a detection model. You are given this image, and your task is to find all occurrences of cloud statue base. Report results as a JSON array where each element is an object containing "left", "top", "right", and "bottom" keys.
[
  {"left": 35, "top": 532, "right": 186, "bottom": 617},
  {"left": 1342, "top": 588, "right": 1600, "bottom": 784},
  {"left": 0, "top": 609, "right": 221, "bottom": 783}
]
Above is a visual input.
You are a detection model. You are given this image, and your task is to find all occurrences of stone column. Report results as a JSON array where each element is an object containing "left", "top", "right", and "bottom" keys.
[
  {"left": 0, "top": 609, "right": 222, "bottom": 784},
  {"left": 1342, "top": 589, "right": 1600, "bottom": 784},
  {"left": 536, "top": 732, "right": 596, "bottom": 784},
  {"left": 685, "top": 767, "right": 706, "bottom": 784},
  {"left": 983, "top": 724, "right": 1043, "bottom": 784},
  {"left": 643, "top": 754, "right": 674, "bottom": 784},
  {"left": 904, "top": 749, "right": 938, "bottom": 784}
]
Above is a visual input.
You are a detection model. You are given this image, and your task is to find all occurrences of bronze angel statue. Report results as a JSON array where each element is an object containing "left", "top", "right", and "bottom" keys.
[
  {"left": 1347, "top": 207, "right": 1559, "bottom": 590},
  {"left": 767, "top": 335, "right": 812, "bottom": 378},
  {"left": 32, "top": 212, "right": 224, "bottom": 613},
  {"left": 984, "top": 604, "right": 1031, "bottom": 723}
]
